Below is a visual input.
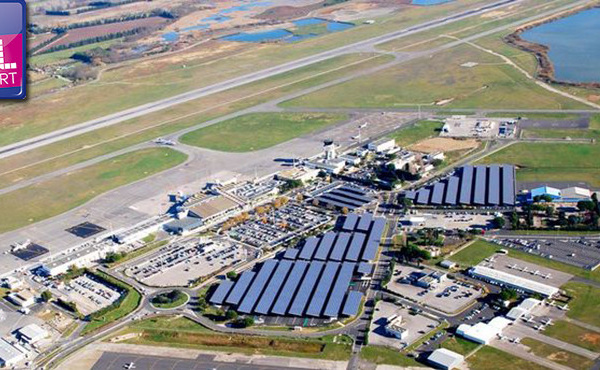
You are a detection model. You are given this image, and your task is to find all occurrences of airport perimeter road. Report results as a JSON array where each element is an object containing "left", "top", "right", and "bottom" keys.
[{"left": 0, "top": 0, "right": 518, "bottom": 160}]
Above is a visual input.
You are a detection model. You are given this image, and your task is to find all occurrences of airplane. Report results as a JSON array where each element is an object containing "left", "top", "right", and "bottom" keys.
[
  {"left": 497, "top": 333, "right": 507, "bottom": 340},
  {"left": 542, "top": 318, "right": 554, "bottom": 326},
  {"left": 521, "top": 316, "right": 534, "bottom": 323},
  {"left": 509, "top": 264, "right": 518, "bottom": 269},
  {"left": 359, "top": 123, "right": 368, "bottom": 129},
  {"left": 558, "top": 304, "right": 569, "bottom": 311},
  {"left": 351, "top": 135, "right": 361, "bottom": 140},
  {"left": 510, "top": 337, "right": 520, "bottom": 343},
  {"left": 543, "top": 273, "right": 552, "bottom": 279},
  {"left": 534, "top": 325, "right": 546, "bottom": 331},
  {"left": 124, "top": 363, "right": 136, "bottom": 369}
]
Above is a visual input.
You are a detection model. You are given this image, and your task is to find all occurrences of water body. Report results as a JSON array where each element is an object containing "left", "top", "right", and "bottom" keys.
[
  {"left": 162, "top": 32, "right": 179, "bottom": 42},
  {"left": 223, "top": 29, "right": 294, "bottom": 43},
  {"left": 521, "top": 8, "right": 600, "bottom": 83},
  {"left": 412, "top": 0, "right": 454, "bottom": 5}
]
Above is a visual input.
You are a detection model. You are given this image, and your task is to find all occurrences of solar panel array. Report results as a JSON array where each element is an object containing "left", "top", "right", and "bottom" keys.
[
  {"left": 405, "top": 165, "right": 516, "bottom": 207},
  {"left": 210, "top": 213, "right": 384, "bottom": 317},
  {"left": 316, "top": 185, "right": 374, "bottom": 210}
]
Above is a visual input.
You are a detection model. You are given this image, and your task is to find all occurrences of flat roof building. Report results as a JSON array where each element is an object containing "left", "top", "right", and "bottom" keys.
[
  {"left": 469, "top": 265, "right": 558, "bottom": 297},
  {"left": 457, "top": 317, "right": 511, "bottom": 344},
  {"left": 17, "top": 324, "right": 48, "bottom": 344},
  {"left": 428, "top": 348, "right": 465, "bottom": 370},
  {"left": 0, "top": 339, "right": 25, "bottom": 367}
]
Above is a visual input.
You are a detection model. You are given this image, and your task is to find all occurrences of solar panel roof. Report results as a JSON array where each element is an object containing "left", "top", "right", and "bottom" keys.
[
  {"left": 209, "top": 280, "right": 234, "bottom": 305},
  {"left": 459, "top": 166, "right": 474, "bottom": 204},
  {"left": 339, "top": 185, "right": 368, "bottom": 196},
  {"left": 488, "top": 165, "right": 500, "bottom": 205},
  {"left": 316, "top": 197, "right": 358, "bottom": 210},
  {"left": 445, "top": 176, "right": 459, "bottom": 205},
  {"left": 298, "top": 237, "right": 319, "bottom": 260},
  {"left": 254, "top": 260, "right": 293, "bottom": 315},
  {"left": 330, "top": 232, "right": 351, "bottom": 261},
  {"left": 271, "top": 261, "right": 308, "bottom": 315},
  {"left": 342, "top": 214, "right": 359, "bottom": 231},
  {"left": 473, "top": 166, "right": 487, "bottom": 205},
  {"left": 330, "top": 189, "right": 373, "bottom": 204},
  {"left": 356, "top": 213, "right": 373, "bottom": 231},
  {"left": 416, "top": 188, "right": 431, "bottom": 204},
  {"left": 306, "top": 262, "right": 340, "bottom": 317},
  {"left": 342, "top": 290, "right": 363, "bottom": 316},
  {"left": 405, "top": 191, "right": 417, "bottom": 200},
  {"left": 238, "top": 260, "right": 278, "bottom": 313},
  {"left": 320, "top": 193, "right": 365, "bottom": 208},
  {"left": 283, "top": 248, "right": 299, "bottom": 260},
  {"left": 225, "top": 270, "right": 256, "bottom": 305},
  {"left": 324, "top": 262, "right": 355, "bottom": 317},
  {"left": 502, "top": 165, "right": 515, "bottom": 205},
  {"left": 288, "top": 261, "right": 324, "bottom": 316},
  {"left": 314, "top": 232, "right": 336, "bottom": 260},
  {"left": 346, "top": 232, "right": 366, "bottom": 261},
  {"left": 431, "top": 182, "right": 445, "bottom": 205}
]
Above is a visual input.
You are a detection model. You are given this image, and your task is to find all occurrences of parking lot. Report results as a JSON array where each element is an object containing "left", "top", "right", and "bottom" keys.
[
  {"left": 478, "top": 254, "right": 573, "bottom": 288},
  {"left": 54, "top": 274, "right": 121, "bottom": 315},
  {"left": 387, "top": 265, "right": 482, "bottom": 314},
  {"left": 400, "top": 212, "right": 495, "bottom": 231},
  {"left": 128, "top": 238, "right": 248, "bottom": 287},
  {"left": 490, "top": 237, "right": 600, "bottom": 270},
  {"left": 228, "top": 203, "right": 329, "bottom": 248},
  {"left": 369, "top": 302, "right": 439, "bottom": 349}
]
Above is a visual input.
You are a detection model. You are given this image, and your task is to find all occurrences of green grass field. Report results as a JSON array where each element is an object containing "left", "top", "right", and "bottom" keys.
[
  {"left": 0, "top": 148, "right": 187, "bottom": 233},
  {"left": 521, "top": 337, "right": 594, "bottom": 370},
  {"left": 561, "top": 282, "right": 600, "bottom": 327},
  {"left": 388, "top": 120, "right": 444, "bottom": 147},
  {"left": 543, "top": 321, "right": 600, "bottom": 352},
  {"left": 30, "top": 39, "right": 123, "bottom": 66},
  {"left": 124, "top": 316, "right": 352, "bottom": 361},
  {"left": 360, "top": 345, "right": 420, "bottom": 367},
  {"left": 151, "top": 291, "right": 189, "bottom": 309},
  {"left": 440, "top": 336, "right": 480, "bottom": 355},
  {"left": 449, "top": 240, "right": 499, "bottom": 267},
  {"left": 180, "top": 113, "right": 347, "bottom": 152},
  {"left": 467, "top": 346, "right": 548, "bottom": 370},
  {"left": 477, "top": 141, "right": 600, "bottom": 187},
  {"left": 281, "top": 44, "right": 588, "bottom": 110}
]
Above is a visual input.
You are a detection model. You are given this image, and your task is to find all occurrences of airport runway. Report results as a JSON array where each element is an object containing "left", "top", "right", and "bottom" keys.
[
  {"left": 91, "top": 352, "right": 313, "bottom": 370},
  {"left": 0, "top": 0, "right": 518, "bottom": 160}
]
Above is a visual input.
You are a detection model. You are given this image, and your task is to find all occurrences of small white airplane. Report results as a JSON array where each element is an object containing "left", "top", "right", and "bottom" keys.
[
  {"left": 534, "top": 325, "right": 546, "bottom": 332},
  {"left": 542, "top": 318, "right": 554, "bottom": 326},
  {"left": 521, "top": 316, "right": 534, "bottom": 323},
  {"left": 558, "top": 304, "right": 569, "bottom": 311},
  {"left": 497, "top": 333, "right": 507, "bottom": 340},
  {"left": 351, "top": 135, "right": 361, "bottom": 140},
  {"left": 124, "top": 363, "right": 136, "bottom": 369},
  {"left": 510, "top": 337, "right": 520, "bottom": 343},
  {"left": 543, "top": 273, "right": 552, "bottom": 279},
  {"left": 359, "top": 123, "right": 368, "bottom": 129}
]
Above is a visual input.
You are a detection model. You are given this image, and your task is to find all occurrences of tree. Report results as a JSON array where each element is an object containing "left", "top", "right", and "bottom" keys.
[
  {"left": 492, "top": 216, "right": 505, "bottom": 229},
  {"left": 545, "top": 206, "right": 555, "bottom": 218},
  {"left": 401, "top": 197, "right": 413, "bottom": 209},
  {"left": 225, "top": 309, "right": 238, "bottom": 321},
  {"left": 235, "top": 317, "right": 254, "bottom": 328},
  {"left": 226, "top": 271, "right": 238, "bottom": 280},
  {"left": 510, "top": 211, "right": 519, "bottom": 230},
  {"left": 577, "top": 200, "right": 596, "bottom": 212},
  {"left": 41, "top": 290, "right": 52, "bottom": 302},
  {"left": 341, "top": 207, "right": 349, "bottom": 215},
  {"left": 500, "top": 289, "right": 518, "bottom": 301}
]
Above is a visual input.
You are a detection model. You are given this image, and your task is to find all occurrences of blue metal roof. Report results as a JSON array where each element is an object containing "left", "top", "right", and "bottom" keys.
[
  {"left": 314, "top": 232, "right": 336, "bottom": 260},
  {"left": 342, "top": 290, "right": 363, "bottom": 316},
  {"left": 306, "top": 262, "right": 340, "bottom": 317},
  {"left": 342, "top": 214, "right": 359, "bottom": 231},
  {"left": 225, "top": 270, "right": 256, "bottom": 305},
  {"left": 271, "top": 261, "right": 308, "bottom": 315},
  {"left": 473, "top": 166, "right": 487, "bottom": 205},
  {"left": 238, "top": 260, "right": 278, "bottom": 313},
  {"left": 345, "top": 232, "right": 366, "bottom": 262},
  {"left": 254, "top": 260, "right": 293, "bottom": 315},
  {"left": 288, "top": 261, "right": 324, "bottom": 316},
  {"left": 330, "top": 232, "right": 351, "bottom": 261},
  {"left": 445, "top": 176, "right": 459, "bottom": 205},
  {"left": 209, "top": 280, "right": 234, "bottom": 305},
  {"left": 324, "top": 262, "right": 355, "bottom": 317},
  {"left": 298, "top": 237, "right": 319, "bottom": 260},
  {"left": 459, "top": 165, "right": 474, "bottom": 204},
  {"left": 356, "top": 213, "right": 373, "bottom": 231},
  {"left": 488, "top": 165, "right": 500, "bottom": 205}
]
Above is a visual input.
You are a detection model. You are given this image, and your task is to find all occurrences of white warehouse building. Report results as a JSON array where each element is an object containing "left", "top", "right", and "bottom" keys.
[{"left": 469, "top": 265, "right": 559, "bottom": 297}]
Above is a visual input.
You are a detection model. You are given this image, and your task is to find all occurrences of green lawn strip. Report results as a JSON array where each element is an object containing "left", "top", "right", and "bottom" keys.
[
  {"left": 405, "top": 321, "right": 449, "bottom": 353},
  {"left": 487, "top": 112, "right": 583, "bottom": 120},
  {"left": 561, "top": 282, "right": 600, "bottom": 327},
  {"left": 180, "top": 113, "right": 348, "bottom": 152},
  {"left": 0, "top": 53, "right": 391, "bottom": 189},
  {"left": 125, "top": 317, "right": 351, "bottom": 361},
  {"left": 521, "top": 337, "right": 595, "bottom": 370},
  {"left": 543, "top": 320, "right": 600, "bottom": 353},
  {"left": 448, "top": 240, "right": 499, "bottom": 267},
  {"left": 521, "top": 128, "right": 596, "bottom": 140},
  {"left": 281, "top": 44, "right": 588, "bottom": 110},
  {"left": 0, "top": 147, "right": 187, "bottom": 234},
  {"left": 151, "top": 291, "right": 189, "bottom": 309},
  {"left": 467, "top": 345, "right": 548, "bottom": 370},
  {"left": 388, "top": 120, "right": 443, "bottom": 147},
  {"left": 360, "top": 345, "right": 420, "bottom": 367},
  {"left": 440, "top": 336, "right": 480, "bottom": 355},
  {"left": 106, "top": 240, "right": 168, "bottom": 268},
  {"left": 80, "top": 270, "right": 142, "bottom": 336}
]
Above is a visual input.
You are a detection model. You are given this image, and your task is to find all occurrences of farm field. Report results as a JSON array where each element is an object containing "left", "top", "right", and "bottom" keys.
[
  {"left": 37, "top": 17, "right": 169, "bottom": 53},
  {"left": 543, "top": 321, "right": 600, "bottom": 352},
  {"left": 0, "top": 0, "right": 494, "bottom": 147},
  {"left": 0, "top": 53, "right": 391, "bottom": 190},
  {"left": 476, "top": 142, "right": 600, "bottom": 187},
  {"left": 521, "top": 338, "right": 594, "bottom": 370},
  {"left": 180, "top": 113, "right": 348, "bottom": 152},
  {"left": 280, "top": 44, "right": 589, "bottom": 110},
  {"left": 467, "top": 346, "right": 548, "bottom": 370},
  {"left": 0, "top": 148, "right": 187, "bottom": 234}
]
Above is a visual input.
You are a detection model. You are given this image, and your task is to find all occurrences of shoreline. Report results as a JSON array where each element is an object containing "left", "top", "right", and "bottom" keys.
[{"left": 504, "top": 3, "right": 600, "bottom": 90}]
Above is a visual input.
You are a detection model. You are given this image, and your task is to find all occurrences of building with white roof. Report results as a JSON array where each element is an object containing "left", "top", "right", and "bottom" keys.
[
  {"left": 384, "top": 315, "right": 409, "bottom": 340},
  {"left": 368, "top": 138, "right": 396, "bottom": 153},
  {"left": 506, "top": 298, "right": 541, "bottom": 320},
  {"left": 456, "top": 317, "right": 511, "bottom": 344},
  {"left": 17, "top": 324, "right": 47, "bottom": 344},
  {"left": 561, "top": 187, "right": 592, "bottom": 202},
  {"left": 0, "top": 338, "right": 26, "bottom": 367},
  {"left": 428, "top": 348, "right": 464, "bottom": 370},
  {"left": 7, "top": 290, "right": 36, "bottom": 308},
  {"left": 469, "top": 265, "right": 559, "bottom": 297}
]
